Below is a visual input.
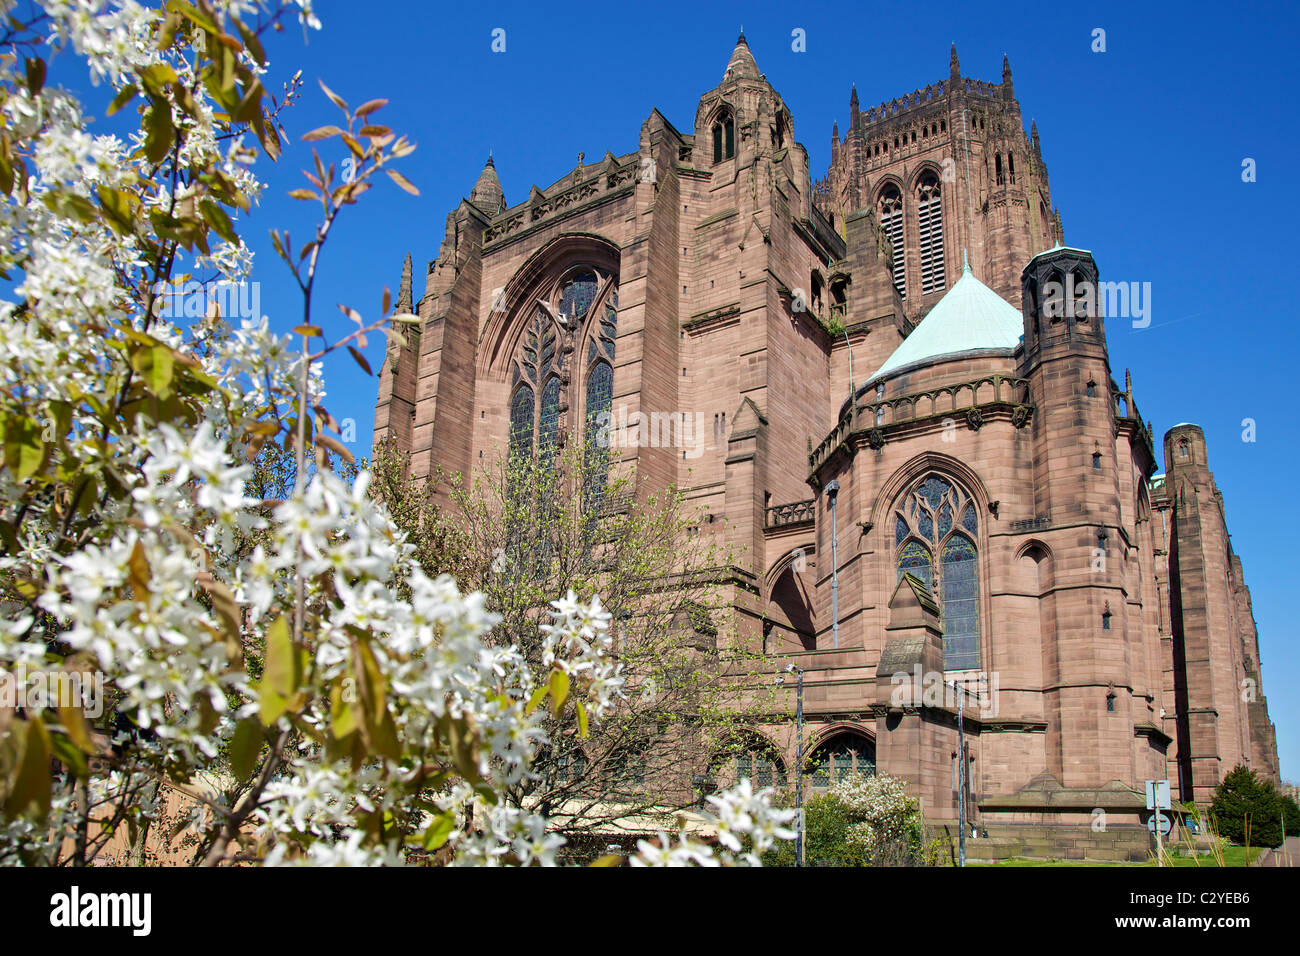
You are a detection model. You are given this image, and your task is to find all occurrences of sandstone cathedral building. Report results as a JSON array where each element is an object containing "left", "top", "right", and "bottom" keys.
[{"left": 373, "top": 36, "right": 1279, "bottom": 859}]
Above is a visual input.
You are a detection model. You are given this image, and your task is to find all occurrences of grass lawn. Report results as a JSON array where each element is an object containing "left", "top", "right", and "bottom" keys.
[{"left": 971, "top": 845, "right": 1264, "bottom": 867}]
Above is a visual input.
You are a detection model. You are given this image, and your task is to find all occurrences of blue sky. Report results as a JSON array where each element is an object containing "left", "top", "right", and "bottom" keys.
[{"left": 102, "top": 1, "right": 1300, "bottom": 778}]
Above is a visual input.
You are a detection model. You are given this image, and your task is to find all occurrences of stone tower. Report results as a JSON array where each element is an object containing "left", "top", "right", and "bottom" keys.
[{"left": 818, "top": 47, "right": 1060, "bottom": 307}]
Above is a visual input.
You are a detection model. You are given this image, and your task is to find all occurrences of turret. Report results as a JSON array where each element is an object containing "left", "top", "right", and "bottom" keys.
[
  {"left": 1021, "top": 244, "right": 1108, "bottom": 364},
  {"left": 469, "top": 155, "right": 505, "bottom": 216}
]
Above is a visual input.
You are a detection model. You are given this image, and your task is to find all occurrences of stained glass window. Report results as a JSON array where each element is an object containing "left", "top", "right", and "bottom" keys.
[
  {"left": 584, "top": 361, "right": 613, "bottom": 506},
  {"left": 894, "top": 474, "right": 980, "bottom": 670},
  {"left": 559, "top": 271, "right": 598, "bottom": 325},
  {"left": 737, "top": 751, "right": 786, "bottom": 789},
  {"left": 807, "top": 735, "right": 875, "bottom": 791},
  {"left": 941, "top": 535, "right": 979, "bottom": 669},
  {"left": 897, "top": 540, "right": 933, "bottom": 591},
  {"left": 509, "top": 384, "right": 534, "bottom": 458},
  {"left": 538, "top": 378, "right": 561, "bottom": 464},
  {"left": 507, "top": 266, "right": 618, "bottom": 485}
]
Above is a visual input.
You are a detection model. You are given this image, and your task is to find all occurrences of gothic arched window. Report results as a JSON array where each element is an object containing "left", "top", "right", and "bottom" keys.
[
  {"left": 877, "top": 183, "right": 905, "bottom": 298},
  {"left": 712, "top": 108, "right": 735, "bottom": 164},
  {"left": 736, "top": 748, "right": 787, "bottom": 789},
  {"left": 916, "top": 173, "right": 946, "bottom": 295},
  {"left": 894, "top": 474, "right": 980, "bottom": 670},
  {"left": 807, "top": 733, "right": 875, "bottom": 790},
  {"left": 509, "top": 267, "right": 618, "bottom": 482}
]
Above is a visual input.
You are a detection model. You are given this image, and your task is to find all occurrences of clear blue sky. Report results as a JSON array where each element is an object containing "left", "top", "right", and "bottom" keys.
[{"left": 224, "top": 0, "right": 1299, "bottom": 780}]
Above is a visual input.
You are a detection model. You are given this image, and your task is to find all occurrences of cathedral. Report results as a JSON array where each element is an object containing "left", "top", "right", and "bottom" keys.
[{"left": 373, "top": 36, "right": 1280, "bottom": 859}]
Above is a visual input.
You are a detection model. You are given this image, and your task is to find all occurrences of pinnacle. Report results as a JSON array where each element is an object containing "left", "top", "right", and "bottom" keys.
[{"left": 725, "top": 32, "right": 760, "bottom": 80}]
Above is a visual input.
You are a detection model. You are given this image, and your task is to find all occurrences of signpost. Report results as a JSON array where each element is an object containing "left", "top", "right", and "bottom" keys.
[{"left": 1145, "top": 779, "right": 1171, "bottom": 865}]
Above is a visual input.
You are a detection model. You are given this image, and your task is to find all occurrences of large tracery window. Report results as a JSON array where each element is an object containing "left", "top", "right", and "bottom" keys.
[
  {"left": 509, "top": 266, "right": 617, "bottom": 489},
  {"left": 917, "top": 173, "right": 946, "bottom": 295},
  {"left": 894, "top": 475, "right": 980, "bottom": 670},
  {"left": 877, "top": 184, "right": 905, "bottom": 298}
]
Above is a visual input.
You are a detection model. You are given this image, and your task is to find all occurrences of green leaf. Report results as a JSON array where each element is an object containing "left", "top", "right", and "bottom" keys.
[
  {"left": 228, "top": 718, "right": 262, "bottom": 783},
  {"left": 2, "top": 415, "right": 45, "bottom": 481},
  {"left": 263, "top": 615, "right": 297, "bottom": 698},
  {"left": 355, "top": 639, "right": 399, "bottom": 760},
  {"left": 107, "top": 84, "right": 138, "bottom": 116},
  {"left": 7, "top": 717, "right": 52, "bottom": 820},
  {"left": 143, "top": 97, "right": 175, "bottom": 165},
  {"left": 548, "top": 669, "right": 570, "bottom": 718},
  {"left": 57, "top": 689, "right": 96, "bottom": 756},
  {"left": 97, "top": 186, "right": 136, "bottom": 235},
  {"left": 421, "top": 812, "right": 455, "bottom": 851},
  {"left": 199, "top": 199, "right": 237, "bottom": 245},
  {"left": 576, "top": 700, "right": 589, "bottom": 739},
  {"left": 131, "top": 344, "right": 174, "bottom": 398},
  {"left": 258, "top": 615, "right": 298, "bottom": 725},
  {"left": 525, "top": 684, "right": 548, "bottom": 716}
]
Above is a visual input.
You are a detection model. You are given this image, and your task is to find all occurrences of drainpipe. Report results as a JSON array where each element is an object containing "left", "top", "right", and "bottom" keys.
[{"left": 825, "top": 480, "right": 840, "bottom": 649}]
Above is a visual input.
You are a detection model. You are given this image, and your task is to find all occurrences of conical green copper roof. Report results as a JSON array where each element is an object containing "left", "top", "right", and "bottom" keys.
[{"left": 868, "top": 253, "right": 1023, "bottom": 382}]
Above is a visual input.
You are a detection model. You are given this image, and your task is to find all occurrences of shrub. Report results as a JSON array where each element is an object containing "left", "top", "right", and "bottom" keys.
[{"left": 766, "top": 773, "right": 940, "bottom": 866}]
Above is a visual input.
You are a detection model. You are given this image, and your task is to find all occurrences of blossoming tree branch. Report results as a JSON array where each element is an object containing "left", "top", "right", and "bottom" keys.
[{"left": 0, "top": 0, "right": 793, "bottom": 866}]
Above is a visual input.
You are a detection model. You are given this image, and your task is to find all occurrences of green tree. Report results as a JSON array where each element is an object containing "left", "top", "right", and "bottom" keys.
[
  {"left": 1210, "top": 764, "right": 1284, "bottom": 848},
  {"left": 383, "top": 436, "right": 771, "bottom": 849}
]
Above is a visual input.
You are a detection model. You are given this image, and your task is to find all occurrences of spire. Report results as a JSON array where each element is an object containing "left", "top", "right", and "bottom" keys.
[
  {"left": 1002, "top": 54, "right": 1014, "bottom": 99},
  {"left": 469, "top": 154, "right": 505, "bottom": 215},
  {"left": 831, "top": 120, "right": 840, "bottom": 159},
  {"left": 950, "top": 43, "right": 960, "bottom": 82},
  {"left": 850, "top": 83, "right": 860, "bottom": 129},
  {"left": 396, "top": 252, "right": 413, "bottom": 314},
  {"left": 725, "top": 32, "right": 760, "bottom": 80},
  {"left": 1031, "top": 119, "right": 1040, "bottom": 155}
]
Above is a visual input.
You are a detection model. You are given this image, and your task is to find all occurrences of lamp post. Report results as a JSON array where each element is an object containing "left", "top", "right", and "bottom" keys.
[
  {"left": 949, "top": 679, "right": 967, "bottom": 868},
  {"left": 825, "top": 480, "right": 840, "bottom": 649},
  {"left": 779, "top": 663, "right": 805, "bottom": 866}
]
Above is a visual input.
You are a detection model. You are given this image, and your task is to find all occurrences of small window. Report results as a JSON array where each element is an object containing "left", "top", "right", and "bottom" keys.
[
  {"left": 1106, "top": 693, "right": 1116, "bottom": 712},
  {"left": 1102, "top": 609, "right": 1112, "bottom": 630},
  {"left": 1178, "top": 442, "right": 1189, "bottom": 459},
  {"left": 1008, "top": 153, "right": 1016, "bottom": 184},
  {"left": 1086, "top": 381, "right": 1097, "bottom": 398},
  {"left": 711, "top": 109, "right": 735, "bottom": 164},
  {"left": 1092, "top": 453, "right": 1102, "bottom": 469}
]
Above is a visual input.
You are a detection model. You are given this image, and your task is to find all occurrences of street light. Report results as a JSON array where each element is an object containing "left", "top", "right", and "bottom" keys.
[
  {"left": 947, "top": 678, "right": 968, "bottom": 868},
  {"left": 777, "top": 662, "right": 805, "bottom": 866}
]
